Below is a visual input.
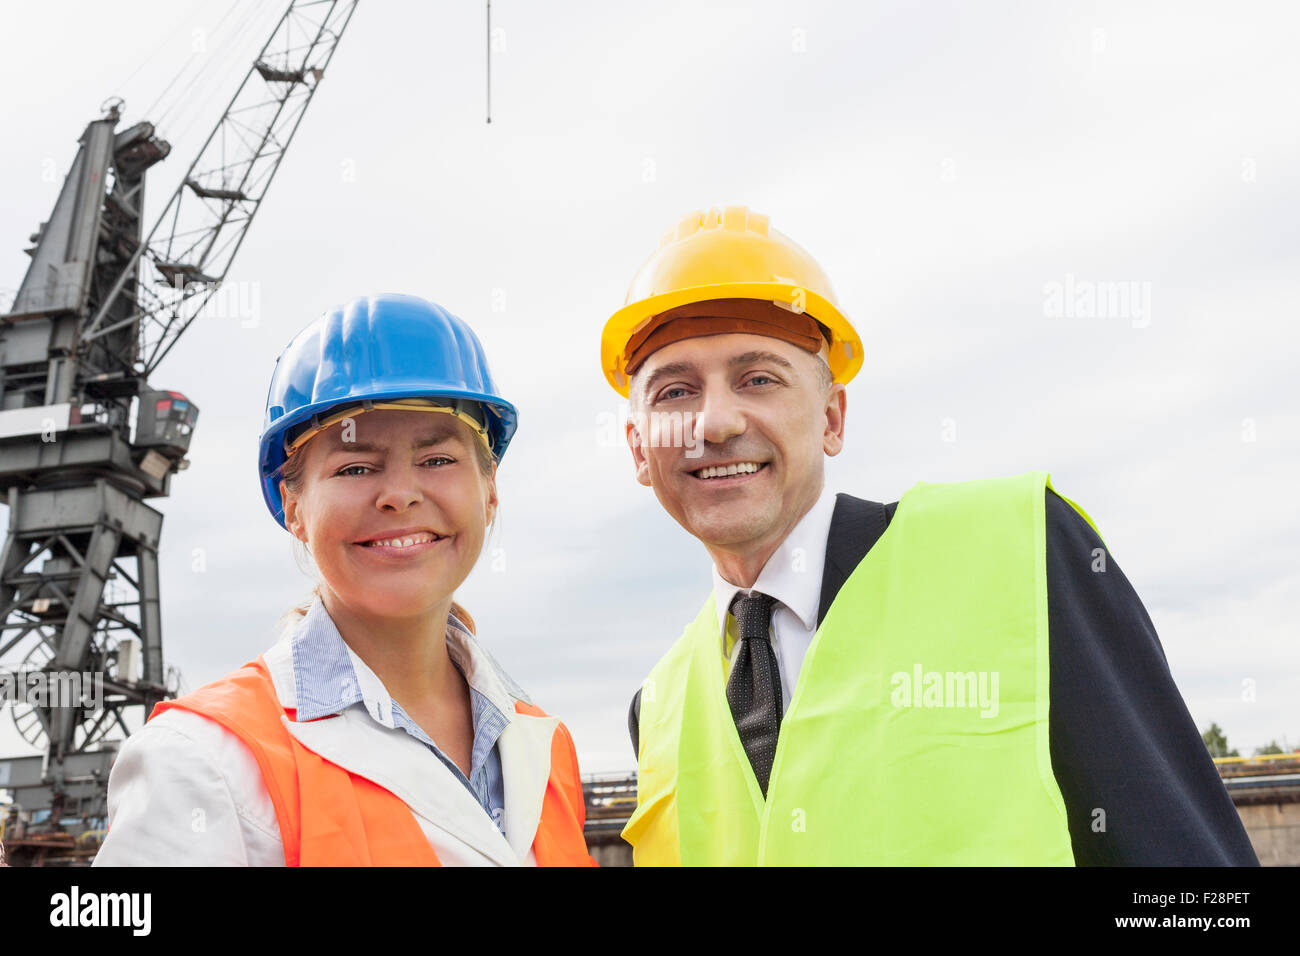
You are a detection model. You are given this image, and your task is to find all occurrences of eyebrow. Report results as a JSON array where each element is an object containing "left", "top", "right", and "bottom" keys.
[
  {"left": 730, "top": 350, "right": 796, "bottom": 372},
  {"left": 640, "top": 350, "right": 797, "bottom": 400},
  {"left": 640, "top": 361, "right": 695, "bottom": 400},
  {"left": 323, "top": 431, "right": 462, "bottom": 455}
]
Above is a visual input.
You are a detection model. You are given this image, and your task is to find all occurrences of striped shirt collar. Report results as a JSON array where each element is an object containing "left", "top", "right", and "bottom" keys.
[{"left": 289, "top": 593, "right": 526, "bottom": 727}]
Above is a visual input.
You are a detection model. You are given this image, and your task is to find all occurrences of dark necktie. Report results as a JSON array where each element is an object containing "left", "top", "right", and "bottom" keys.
[{"left": 726, "top": 591, "right": 781, "bottom": 797}]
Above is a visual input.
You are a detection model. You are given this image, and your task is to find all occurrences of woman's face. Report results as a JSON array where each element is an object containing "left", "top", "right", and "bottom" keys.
[{"left": 281, "top": 408, "right": 497, "bottom": 621}]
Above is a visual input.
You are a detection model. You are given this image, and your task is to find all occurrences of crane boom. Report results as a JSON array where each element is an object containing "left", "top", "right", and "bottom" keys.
[{"left": 82, "top": 0, "right": 360, "bottom": 379}]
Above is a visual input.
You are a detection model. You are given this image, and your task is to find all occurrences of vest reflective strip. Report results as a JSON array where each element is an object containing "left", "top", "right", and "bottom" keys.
[
  {"left": 152, "top": 657, "right": 596, "bottom": 866},
  {"left": 624, "top": 471, "right": 1080, "bottom": 865}
]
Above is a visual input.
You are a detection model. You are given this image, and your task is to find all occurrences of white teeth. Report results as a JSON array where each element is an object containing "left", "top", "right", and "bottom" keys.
[
  {"left": 365, "top": 532, "right": 436, "bottom": 548},
  {"left": 695, "top": 462, "right": 763, "bottom": 479}
]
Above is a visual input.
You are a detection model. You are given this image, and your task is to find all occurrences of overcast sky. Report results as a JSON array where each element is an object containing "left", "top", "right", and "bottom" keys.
[{"left": 1, "top": 0, "right": 1296, "bottom": 776}]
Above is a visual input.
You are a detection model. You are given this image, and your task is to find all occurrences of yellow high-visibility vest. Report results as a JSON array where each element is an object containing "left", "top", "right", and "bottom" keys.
[{"left": 623, "top": 471, "right": 1099, "bottom": 865}]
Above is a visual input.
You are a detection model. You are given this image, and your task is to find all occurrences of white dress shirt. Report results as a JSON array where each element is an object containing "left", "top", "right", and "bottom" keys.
[
  {"left": 711, "top": 483, "right": 839, "bottom": 714},
  {"left": 93, "top": 609, "right": 559, "bottom": 867}
]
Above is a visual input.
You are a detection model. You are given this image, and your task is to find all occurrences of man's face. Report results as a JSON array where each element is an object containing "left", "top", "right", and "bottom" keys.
[{"left": 625, "top": 332, "right": 846, "bottom": 554}]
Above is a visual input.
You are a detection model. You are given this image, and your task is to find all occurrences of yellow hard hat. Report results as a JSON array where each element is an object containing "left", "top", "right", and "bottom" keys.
[{"left": 600, "top": 205, "right": 862, "bottom": 397}]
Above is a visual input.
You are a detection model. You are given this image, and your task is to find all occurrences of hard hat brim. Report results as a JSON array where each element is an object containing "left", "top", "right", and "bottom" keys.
[
  {"left": 258, "top": 386, "right": 518, "bottom": 530},
  {"left": 601, "top": 281, "right": 863, "bottom": 398}
]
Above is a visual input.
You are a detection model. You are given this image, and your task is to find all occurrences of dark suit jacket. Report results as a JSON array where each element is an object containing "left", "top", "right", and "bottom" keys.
[{"left": 628, "top": 489, "right": 1260, "bottom": 865}]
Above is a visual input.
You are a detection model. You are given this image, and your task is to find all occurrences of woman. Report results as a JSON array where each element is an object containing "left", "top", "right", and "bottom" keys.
[{"left": 94, "top": 293, "right": 596, "bottom": 866}]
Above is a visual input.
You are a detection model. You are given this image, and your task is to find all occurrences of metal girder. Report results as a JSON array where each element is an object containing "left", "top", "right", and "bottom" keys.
[
  {"left": 9, "top": 117, "right": 118, "bottom": 320},
  {"left": 81, "top": 0, "right": 360, "bottom": 377},
  {"left": 0, "top": 480, "right": 165, "bottom": 766}
]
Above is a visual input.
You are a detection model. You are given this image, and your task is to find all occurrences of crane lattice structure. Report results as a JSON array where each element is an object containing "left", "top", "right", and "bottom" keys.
[{"left": 0, "top": 0, "right": 358, "bottom": 863}]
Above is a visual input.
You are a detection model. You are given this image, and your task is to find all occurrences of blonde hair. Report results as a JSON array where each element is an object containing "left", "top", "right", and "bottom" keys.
[{"left": 275, "top": 414, "right": 495, "bottom": 635}]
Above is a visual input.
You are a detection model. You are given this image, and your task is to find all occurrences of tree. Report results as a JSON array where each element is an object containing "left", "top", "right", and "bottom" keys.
[
  {"left": 1254, "top": 741, "right": 1284, "bottom": 756},
  {"left": 1201, "top": 722, "right": 1240, "bottom": 758}
]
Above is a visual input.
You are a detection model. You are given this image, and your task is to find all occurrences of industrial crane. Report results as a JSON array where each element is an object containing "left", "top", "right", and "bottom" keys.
[{"left": 0, "top": 0, "right": 359, "bottom": 865}]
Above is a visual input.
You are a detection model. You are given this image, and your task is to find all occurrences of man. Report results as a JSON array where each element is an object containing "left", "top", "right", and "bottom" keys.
[{"left": 604, "top": 205, "right": 1258, "bottom": 866}]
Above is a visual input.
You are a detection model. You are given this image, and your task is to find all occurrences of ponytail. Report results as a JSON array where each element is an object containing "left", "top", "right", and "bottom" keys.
[{"left": 276, "top": 584, "right": 322, "bottom": 633}]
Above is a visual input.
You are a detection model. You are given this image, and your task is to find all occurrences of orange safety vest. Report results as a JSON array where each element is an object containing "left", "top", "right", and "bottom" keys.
[{"left": 148, "top": 656, "right": 597, "bottom": 866}]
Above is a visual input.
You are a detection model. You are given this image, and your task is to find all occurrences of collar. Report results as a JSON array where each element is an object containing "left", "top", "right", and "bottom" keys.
[
  {"left": 711, "top": 483, "right": 839, "bottom": 655},
  {"left": 289, "top": 593, "right": 523, "bottom": 726}
]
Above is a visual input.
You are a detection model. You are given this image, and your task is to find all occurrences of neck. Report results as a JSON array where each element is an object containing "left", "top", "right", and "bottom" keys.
[
  {"left": 706, "top": 482, "right": 824, "bottom": 589},
  {"left": 319, "top": 586, "right": 460, "bottom": 709},
  {"left": 708, "top": 542, "right": 780, "bottom": 590}
]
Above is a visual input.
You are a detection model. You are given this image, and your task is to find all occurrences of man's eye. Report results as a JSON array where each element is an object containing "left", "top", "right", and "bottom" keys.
[
  {"left": 422, "top": 456, "right": 455, "bottom": 467},
  {"left": 658, "top": 386, "right": 690, "bottom": 401},
  {"left": 337, "top": 464, "right": 371, "bottom": 477},
  {"left": 745, "top": 374, "right": 776, "bottom": 387}
]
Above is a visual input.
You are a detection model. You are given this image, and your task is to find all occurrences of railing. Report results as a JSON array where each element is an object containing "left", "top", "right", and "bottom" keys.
[
  {"left": 1213, "top": 753, "right": 1299, "bottom": 767},
  {"left": 582, "top": 772, "right": 638, "bottom": 834}
]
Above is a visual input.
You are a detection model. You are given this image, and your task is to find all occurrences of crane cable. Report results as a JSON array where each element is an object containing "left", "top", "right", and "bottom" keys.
[
  {"left": 153, "top": 0, "right": 267, "bottom": 128},
  {"left": 109, "top": 0, "right": 207, "bottom": 102},
  {"left": 143, "top": 0, "right": 250, "bottom": 123},
  {"left": 160, "top": 0, "right": 285, "bottom": 148},
  {"left": 124, "top": 0, "right": 278, "bottom": 258}
]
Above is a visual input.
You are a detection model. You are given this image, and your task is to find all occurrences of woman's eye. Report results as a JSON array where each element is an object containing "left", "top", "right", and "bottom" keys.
[{"left": 336, "top": 456, "right": 455, "bottom": 477}]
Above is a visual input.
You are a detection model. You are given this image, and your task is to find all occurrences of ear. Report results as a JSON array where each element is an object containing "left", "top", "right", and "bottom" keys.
[
  {"left": 625, "top": 416, "right": 652, "bottom": 487},
  {"left": 281, "top": 479, "right": 306, "bottom": 542},
  {"left": 822, "top": 384, "right": 847, "bottom": 457}
]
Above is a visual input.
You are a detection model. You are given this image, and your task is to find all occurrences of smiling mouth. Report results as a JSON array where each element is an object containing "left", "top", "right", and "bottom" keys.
[
  {"left": 689, "top": 461, "right": 767, "bottom": 481},
  {"left": 357, "top": 532, "right": 445, "bottom": 549}
]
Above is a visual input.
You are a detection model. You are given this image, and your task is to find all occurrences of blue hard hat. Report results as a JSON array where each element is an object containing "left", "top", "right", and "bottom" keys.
[{"left": 257, "top": 293, "right": 518, "bottom": 530}]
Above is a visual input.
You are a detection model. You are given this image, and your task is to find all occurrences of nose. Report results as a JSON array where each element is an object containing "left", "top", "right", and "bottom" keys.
[
  {"left": 375, "top": 460, "right": 423, "bottom": 512},
  {"left": 693, "top": 381, "right": 747, "bottom": 446}
]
